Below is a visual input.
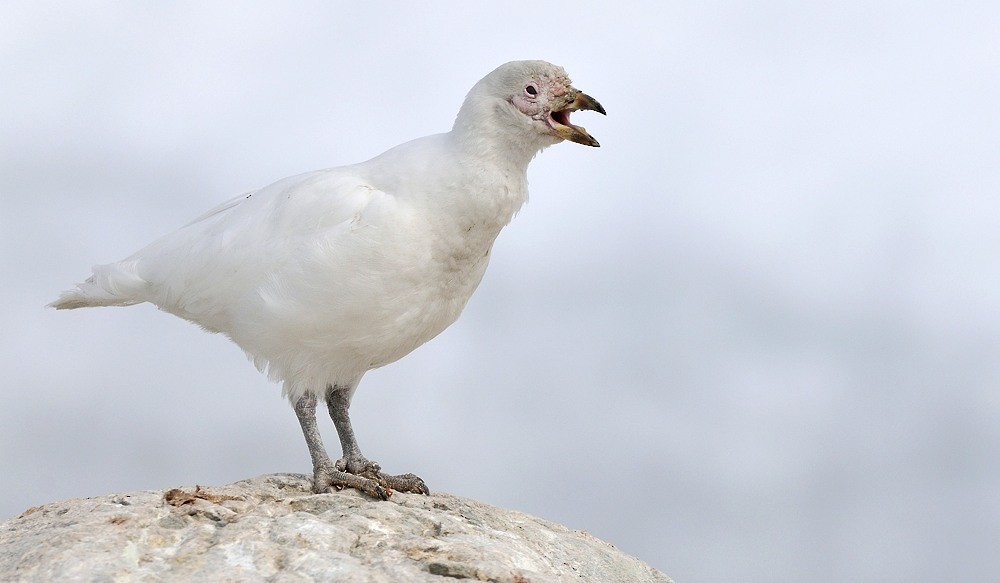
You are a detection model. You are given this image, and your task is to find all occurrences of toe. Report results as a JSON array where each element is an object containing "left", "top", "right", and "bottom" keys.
[
  {"left": 319, "top": 458, "right": 427, "bottom": 499},
  {"left": 313, "top": 464, "right": 389, "bottom": 500},
  {"left": 380, "top": 472, "right": 430, "bottom": 495}
]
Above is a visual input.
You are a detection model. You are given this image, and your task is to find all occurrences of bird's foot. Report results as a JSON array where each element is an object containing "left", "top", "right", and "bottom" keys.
[
  {"left": 312, "top": 462, "right": 390, "bottom": 500},
  {"left": 312, "top": 457, "right": 429, "bottom": 499},
  {"left": 337, "top": 456, "right": 431, "bottom": 497}
]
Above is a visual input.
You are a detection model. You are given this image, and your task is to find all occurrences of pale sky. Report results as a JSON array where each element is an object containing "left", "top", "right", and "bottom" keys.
[{"left": 3, "top": 2, "right": 999, "bottom": 581}]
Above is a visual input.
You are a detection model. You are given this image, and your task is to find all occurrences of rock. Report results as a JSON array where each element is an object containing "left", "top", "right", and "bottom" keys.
[{"left": 0, "top": 473, "right": 671, "bottom": 582}]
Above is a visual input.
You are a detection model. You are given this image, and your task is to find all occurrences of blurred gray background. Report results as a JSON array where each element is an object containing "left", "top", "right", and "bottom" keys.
[{"left": 3, "top": 2, "right": 998, "bottom": 581}]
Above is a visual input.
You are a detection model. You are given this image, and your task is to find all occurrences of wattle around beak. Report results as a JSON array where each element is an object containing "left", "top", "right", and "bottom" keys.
[{"left": 548, "top": 90, "right": 606, "bottom": 147}]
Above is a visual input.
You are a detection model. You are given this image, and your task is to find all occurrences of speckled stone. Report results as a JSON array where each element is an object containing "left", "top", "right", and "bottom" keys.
[{"left": 0, "top": 473, "right": 670, "bottom": 582}]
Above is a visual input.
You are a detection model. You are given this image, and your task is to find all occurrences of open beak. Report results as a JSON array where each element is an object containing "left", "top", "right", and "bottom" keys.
[{"left": 548, "top": 90, "right": 606, "bottom": 147}]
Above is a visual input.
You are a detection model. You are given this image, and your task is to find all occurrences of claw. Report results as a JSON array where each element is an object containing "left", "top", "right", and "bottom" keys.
[{"left": 370, "top": 483, "right": 390, "bottom": 501}]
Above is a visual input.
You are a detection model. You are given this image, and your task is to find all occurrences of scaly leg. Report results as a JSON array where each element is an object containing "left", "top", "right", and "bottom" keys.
[
  {"left": 326, "top": 384, "right": 430, "bottom": 496},
  {"left": 292, "top": 391, "right": 389, "bottom": 500}
]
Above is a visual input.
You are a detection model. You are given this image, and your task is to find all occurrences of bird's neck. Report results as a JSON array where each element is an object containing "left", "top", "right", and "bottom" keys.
[
  {"left": 451, "top": 97, "right": 555, "bottom": 176},
  {"left": 446, "top": 131, "right": 532, "bottom": 226},
  {"left": 452, "top": 130, "right": 538, "bottom": 176}
]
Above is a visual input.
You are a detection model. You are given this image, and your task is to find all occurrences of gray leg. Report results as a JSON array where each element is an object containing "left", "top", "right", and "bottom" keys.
[
  {"left": 292, "top": 392, "right": 389, "bottom": 500},
  {"left": 326, "top": 385, "right": 430, "bottom": 496},
  {"left": 325, "top": 386, "right": 366, "bottom": 470},
  {"left": 293, "top": 392, "right": 333, "bottom": 472}
]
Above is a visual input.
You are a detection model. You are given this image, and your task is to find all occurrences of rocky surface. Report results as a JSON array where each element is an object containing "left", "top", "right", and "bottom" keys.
[{"left": 0, "top": 473, "right": 671, "bottom": 582}]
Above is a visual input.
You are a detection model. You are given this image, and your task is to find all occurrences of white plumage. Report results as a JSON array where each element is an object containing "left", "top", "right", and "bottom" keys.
[{"left": 52, "top": 60, "right": 604, "bottom": 498}]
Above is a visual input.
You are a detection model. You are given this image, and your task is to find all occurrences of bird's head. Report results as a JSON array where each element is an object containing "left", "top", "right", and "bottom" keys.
[{"left": 454, "top": 60, "right": 606, "bottom": 155}]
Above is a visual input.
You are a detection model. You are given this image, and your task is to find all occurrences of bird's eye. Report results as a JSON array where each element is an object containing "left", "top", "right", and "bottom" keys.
[{"left": 524, "top": 84, "right": 538, "bottom": 96}]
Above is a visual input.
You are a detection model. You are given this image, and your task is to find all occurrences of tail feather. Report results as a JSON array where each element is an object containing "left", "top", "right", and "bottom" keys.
[{"left": 49, "top": 262, "right": 148, "bottom": 310}]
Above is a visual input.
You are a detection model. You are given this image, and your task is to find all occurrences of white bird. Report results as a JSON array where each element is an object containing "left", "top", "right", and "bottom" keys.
[{"left": 51, "top": 60, "right": 604, "bottom": 499}]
